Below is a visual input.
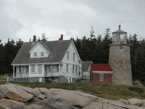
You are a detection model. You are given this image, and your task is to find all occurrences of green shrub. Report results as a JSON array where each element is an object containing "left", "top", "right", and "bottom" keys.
[{"left": 128, "top": 87, "right": 143, "bottom": 94}]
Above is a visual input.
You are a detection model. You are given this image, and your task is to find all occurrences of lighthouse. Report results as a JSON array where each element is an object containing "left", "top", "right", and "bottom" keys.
[{"left": 109, "top": 25, "right": 132, "bottom": 85}]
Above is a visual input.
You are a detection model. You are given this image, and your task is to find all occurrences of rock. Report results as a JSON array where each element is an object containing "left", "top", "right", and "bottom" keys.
[
  {"left": 46, "top": 88, "right": 95, "bottom": 108},
  {"left": 97, "top": 97, "right": 109, "bottom": 104},
  {"left": 103, "top": 104, "right": 123, "bottom": 109},
  {"left": 109, "top": 100, "right": 125, "bottom": 108},
  {"left": 128, "top": 98, "right": 143, "bottom": 106},
  {"left": 134, "top": 81, "right": 143, "bottom": 86},
  {"left": 141, "top": 99, "right": 145, "bottom": 107},
  {"left": 0, "top": 84, "right": 33, "bottom": 102},
  {"left": 0, "top": 92, "right": 7, "bottom": 98},
  {"left": 83, "top": 102, "right": 102, "bottom": 109},
  {"left": 71, "top": 90, "right": 97, "bottom": 101},
  {"left": 0, "top": 103, "right": 10, "bottom": 109},
  {"left": 20, "top": 86, "right": 45, "bottom": 100},
  {"left": 23, "top": 104, "right": 44, "bottom": 109},
  {"left": 119, "top": 99, "right": 130, "bottom": 105},
  {"left": 125, "top": 105, "right": 145, "bottom": 109},
  {"left": 39, "top": 87, "right": 50, "bottom": 94},
  {"left": 0, "top": 98, "right": 25, "bottom": 109}
]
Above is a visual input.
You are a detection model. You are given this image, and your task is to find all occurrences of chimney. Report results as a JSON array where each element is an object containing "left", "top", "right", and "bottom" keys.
[
  {"left": 59, "top": 34, "right": 63, "bottom": 41},
  {"left": 33, "top": 35, "right": 36, "bottom": 42}
]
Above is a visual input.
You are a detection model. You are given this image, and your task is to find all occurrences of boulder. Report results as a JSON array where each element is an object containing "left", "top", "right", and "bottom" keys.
[
  {"left": 46, "top": 88, "right": 95, "bottom": 108},
  {"left": 70, "top": 91, "right": 97, "bottom": 101},
  {"left": 0, "top": 84, "right": 33, "bottom": 102},
  {"left": 20, "top": 86, "right": 45, "bottom": 100},
  {"left": 141, "top": 99, "right": 145, "bottom": 107},
  {"left": 128, "top": 98, "right": 143, "bottom": 106},
  {"left": 97, "top": 97, "right": 109, "bottom": 104},
  {"left": 83, "top": 102, "right": 102, "bottom": 109},
  {"left": 23, "top": 104, "right": 44, "bottom": 109},
  {"left": 39, "top": 87, "right": 50, "bottom": 94},
  {"left": 125, "top": 105, "right": 145, "bottom": 109},
  {"left": 119, "top": 99, "right": 130, "bottom": 105},
  {"left": 0, "top": 92, "right": 7, "bottom": 98},
  {"left": 0, "top": 98, "right": 25, "bottom": 109},
  {"left": 103, "top": 104, "right": 123, "bottom": 109},
  {"left": 0, "top": 103, "right": 10, "bottom": 109},
  {"left": 109, "top": 100, "right": 125, "bottom": 108}
]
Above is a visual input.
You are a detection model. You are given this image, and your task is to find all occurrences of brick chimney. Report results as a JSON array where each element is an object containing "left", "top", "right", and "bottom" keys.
[
  {"left": 33, "top": 35, "right": 36, "bottom": 42},
  {"left": 59, "top": 34, "right": 63, "bottom": 41}
]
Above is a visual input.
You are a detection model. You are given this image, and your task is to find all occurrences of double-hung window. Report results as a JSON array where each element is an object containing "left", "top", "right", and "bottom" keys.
[
  {"left": 31, "top": 65, "right": 35, "bottom": 73},
  {"left": 66, "top": 64, "right": 68, "bottom": 72},
  {"left": 99, "top": 74, "right": 104, "bottom": 81},
  {"left": 34, "top": 52, "right": 37, "bottom": 57},
  {"left": 37, "top": 65, "right": 42, "bottom": 74},
  {"left": 41, "top": 52, "right": 44, "bottom": 56}
]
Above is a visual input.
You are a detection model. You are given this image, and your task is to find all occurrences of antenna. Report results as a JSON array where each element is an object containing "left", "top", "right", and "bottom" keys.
[{"left": 90, "top": 26, "right": 95, "bottom": 38}]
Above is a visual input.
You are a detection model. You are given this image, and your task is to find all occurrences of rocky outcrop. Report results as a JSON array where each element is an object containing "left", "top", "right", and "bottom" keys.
[{"left": 0, "top": 83, "right": 144, "bottom": 109}]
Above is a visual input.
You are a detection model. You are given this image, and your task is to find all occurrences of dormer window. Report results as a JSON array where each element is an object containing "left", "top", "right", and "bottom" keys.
[
  {"left": 34, "top": 52, "right": 37, "bottom": 57},
  {"left": 41, "top": 52, "right": 44, "bottom": 56}
]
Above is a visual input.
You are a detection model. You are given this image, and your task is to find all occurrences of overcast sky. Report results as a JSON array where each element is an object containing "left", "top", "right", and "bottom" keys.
[{"left": 0, "top": 0, "right": 145, "bottom": 43}]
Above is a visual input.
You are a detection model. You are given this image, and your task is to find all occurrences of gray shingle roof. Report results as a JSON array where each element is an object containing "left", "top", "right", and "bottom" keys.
[
  {"left": 82, "top": 61, "right": 92, "bottom": 71},
  {"left": 12, "top": 40, "right": 71, "bottom": 64}
]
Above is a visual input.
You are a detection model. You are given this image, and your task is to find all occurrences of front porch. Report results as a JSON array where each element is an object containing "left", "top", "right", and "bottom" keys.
[{"left": 13, "top": 64, "right": 62, "bottom": 78}]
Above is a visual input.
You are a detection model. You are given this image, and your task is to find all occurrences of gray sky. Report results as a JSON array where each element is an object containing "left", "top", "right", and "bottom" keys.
[{"left": 1, "top": 0, "right": 145, "bottom": 43}]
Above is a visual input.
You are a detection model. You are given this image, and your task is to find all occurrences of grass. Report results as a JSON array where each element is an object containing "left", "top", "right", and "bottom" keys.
[{"left": 1, "top": 81, "right": 145, "bottom": 100}]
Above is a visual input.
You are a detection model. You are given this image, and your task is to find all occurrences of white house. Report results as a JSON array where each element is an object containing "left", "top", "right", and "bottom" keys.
[
  {"left": 11, "top": 35, "right": 82, "bottom": 83},
  {"left": 82, "top": 61, "right": 92, "bottom": 81}
]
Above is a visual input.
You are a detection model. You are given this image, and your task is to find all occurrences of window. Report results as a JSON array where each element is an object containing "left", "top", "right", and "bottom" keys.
[
  {"left": 19, "top": 66, "right": 21, "bottom": 73},
  {"left": 66, "top": 64, "right": 68, "bottom": 72},
  {"left": 56, "top": 65, "right": 59, "bottom": 72},
  {"left": 31, "top": 65, "right": 35, "bottom": 73},
  {"left": 21, "top": 67, "right": 24, "bottom": 73},
  {"left": 75, "top": 66, "right": 77, "bottom": 74},
  {"left": 50, "top": 66, "right": 54, "bottom": 72},
  {"left": 37, "top": 65, "right": 42, "bottom": 74},
  {"left": 67, "top": 52, "right": 69, "bottom": 60},
  {"left": 120, "top": 62, "right": 123, "bottom": 65},
  {"left": 73, "top": 53, "right": 75, "bottom": 61},
  {"left": 34, "top": 52, "right": 37, "bottom": 57},
  {"left": 99, "top": 74, "right": 104, "bottom": 81},
  {"left": 26, "top": 66, "right": 29, "bottom": 73},
  {"left": 72, "top": 65, "right": 74, "bottom": 73},
  {"left": 41, "top": 52, "right": 44, "bottom": 56}
]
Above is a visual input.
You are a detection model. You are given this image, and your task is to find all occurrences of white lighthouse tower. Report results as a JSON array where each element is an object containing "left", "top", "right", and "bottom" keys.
[{"left": 109, "top": 25, "right": 132, "bottom": 85}]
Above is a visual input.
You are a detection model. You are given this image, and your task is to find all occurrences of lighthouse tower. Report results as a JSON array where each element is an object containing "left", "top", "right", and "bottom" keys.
[{"left": 109, "top": 25, "right": 132, "bottom": 85}]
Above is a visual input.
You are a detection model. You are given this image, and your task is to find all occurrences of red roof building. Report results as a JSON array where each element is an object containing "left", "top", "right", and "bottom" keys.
[{"left": 90, "top": 64, "right": 113, "bottom": 84}]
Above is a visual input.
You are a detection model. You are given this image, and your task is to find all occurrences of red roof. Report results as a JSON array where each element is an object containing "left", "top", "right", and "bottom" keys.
[{"left": 91, "top": 64, "right": 113, "bottom": 71}]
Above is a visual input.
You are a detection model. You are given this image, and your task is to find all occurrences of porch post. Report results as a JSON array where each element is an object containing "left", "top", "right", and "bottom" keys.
[
  {"left": 21, "top": 66, "right": 22, "bottom": 78},
  {"left": 13, "top": 66, "right": 14, "bottom": 78},
  {"left": 29, "top": 65, "right": 31, "bottom": 76},
  {"left": 59, "top": 64, "right": 61, "bottom": 72},
  {"left": 42, "top": 64, "right": 44, "bottom": 76}
]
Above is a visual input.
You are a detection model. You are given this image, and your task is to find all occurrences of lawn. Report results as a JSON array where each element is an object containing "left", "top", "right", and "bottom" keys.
[{"left": 0, "top": 81, "right": 145, "bottom": 100}]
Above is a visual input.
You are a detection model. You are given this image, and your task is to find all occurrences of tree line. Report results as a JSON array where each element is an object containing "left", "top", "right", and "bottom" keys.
[{"left": 0, "top": 28, "right": 145, "bottom": 84}]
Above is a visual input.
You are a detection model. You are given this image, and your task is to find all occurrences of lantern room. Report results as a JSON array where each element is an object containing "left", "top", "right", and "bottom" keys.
[{"left": 112, "top": 25, "right": 127, "bottom": 44}]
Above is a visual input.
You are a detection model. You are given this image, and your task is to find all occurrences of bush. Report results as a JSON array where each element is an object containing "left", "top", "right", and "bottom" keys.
[{"left": 128, "top": 87, "right": 143, "bottom": 94}]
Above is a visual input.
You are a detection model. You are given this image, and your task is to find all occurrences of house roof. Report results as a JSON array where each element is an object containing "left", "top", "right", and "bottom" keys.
[
  {"left": 91, "top": 64, "right": 113, "bottom": 71},
  {"left": 12, "top": 40, "right": 71, "bottom": 64},
  {"left": 82, "top": 61, "right": 92, "bottom": 71}
]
